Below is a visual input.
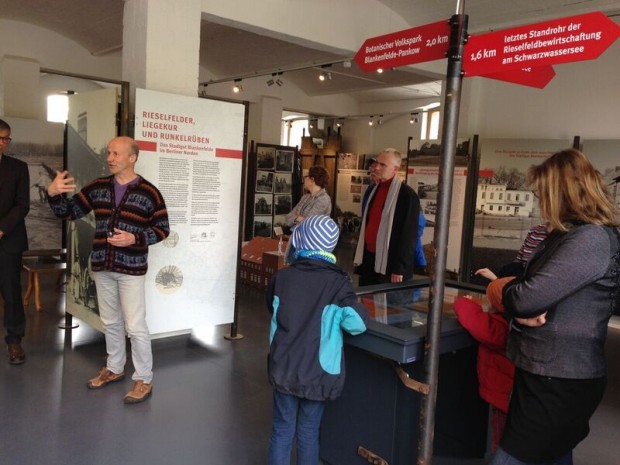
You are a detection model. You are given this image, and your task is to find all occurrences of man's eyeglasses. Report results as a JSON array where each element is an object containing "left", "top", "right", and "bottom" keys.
[{"left": 0, "top": 136, "right": 12, "bottom": 143}]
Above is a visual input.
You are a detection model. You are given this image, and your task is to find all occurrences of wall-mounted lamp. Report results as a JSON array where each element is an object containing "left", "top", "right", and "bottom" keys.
[
  {"left": 378, "top": 114, "right": 383, "bottom": 125},
  {"left": 233, "top": 79, "right": 243, "bottom": 93},
  {"left": 410, "top": 112, "right": 419, "bottom": 124},
  {"left": 369, "top": 115, "right": 374, "bottom": 126}
]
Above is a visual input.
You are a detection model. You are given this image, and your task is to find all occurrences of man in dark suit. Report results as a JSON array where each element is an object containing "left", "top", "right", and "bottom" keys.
[{"left": 0, "top": 119, "right": 30, "bottom": 364}]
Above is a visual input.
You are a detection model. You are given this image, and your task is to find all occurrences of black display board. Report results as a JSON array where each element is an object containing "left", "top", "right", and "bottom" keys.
[{"left": 244, "top": 141, "right": 300, "bottom": 240}]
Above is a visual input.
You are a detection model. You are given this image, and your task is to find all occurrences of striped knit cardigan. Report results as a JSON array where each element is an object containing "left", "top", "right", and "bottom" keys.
[{"left": 48, "top": 175, "right": 169, "bottom": 275}]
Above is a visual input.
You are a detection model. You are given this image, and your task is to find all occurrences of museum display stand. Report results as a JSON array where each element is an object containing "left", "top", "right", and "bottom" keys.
[{"left": 320, "top": 279, "right": 489, "bottom": 465}]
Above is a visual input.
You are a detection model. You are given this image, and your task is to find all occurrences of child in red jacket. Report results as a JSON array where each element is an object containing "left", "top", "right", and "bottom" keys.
[{"left": 452, "top": 277, "right": 515, "bottom": 453}]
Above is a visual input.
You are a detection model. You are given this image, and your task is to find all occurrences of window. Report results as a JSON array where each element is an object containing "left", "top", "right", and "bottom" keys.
[
  {"left": 490, "top": 193, "right": 494, "bottom": 200},
  {"left": 281, "top": 118, "right": 308, "bottom": 147},
  {"left": 428, "top": 110, "right": 440, "bottom": 140},
  {"left": 481, "top": 192, "right": 486, "bottom": 199},
  {"left": 515, "top": 194, "right": 520, "bottom": 201},
  {"left": 47, "top": 94, "right": 69, "bottom": 123},
  {"left": 498, "top": 206, "right": 502, "bottom": 211},
  {"left": 420, "top": 107, "right": 441, "bottom": 140},
  {"left": 499, "top": 193, "right": 503, "bottom": 200},
  {"left": 489, "top": 205, "right": 494, "bottom": 211}
]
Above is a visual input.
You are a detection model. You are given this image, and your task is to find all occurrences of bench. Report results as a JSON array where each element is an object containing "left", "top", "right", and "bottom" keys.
[{"left": 22, "top": 249, "right": 67, "bottom": 312}]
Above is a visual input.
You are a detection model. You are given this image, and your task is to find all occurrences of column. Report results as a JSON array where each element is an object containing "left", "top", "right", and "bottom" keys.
[
  {"left": 0, "top": 55, "right": 41, "bottom": 119},
  {"left": 122, "top": 0, "right": 202, "bottom": 105}
]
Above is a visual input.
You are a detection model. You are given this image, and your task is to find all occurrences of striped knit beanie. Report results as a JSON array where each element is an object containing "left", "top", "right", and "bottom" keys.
[{"left": 291, "top": 215, "right": 339, "bottom": 252}]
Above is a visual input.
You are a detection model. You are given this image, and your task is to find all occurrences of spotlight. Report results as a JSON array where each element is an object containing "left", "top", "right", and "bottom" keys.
[
  {"left": 233, "top": 79, "right": 242, "bottom": 93},
  {"left": 369, "top": 115, "right": 374, "bottom": 126},
  {"left": 319, "top": 72, "right": 326, "bottom": 82},
  {"left": 377, "top": 68, "right": 384, "bottom": 74},
  {"left": 275, "top": 73, "right": 284, "bottom": 86},
  {"left": 267, "top": 73, "right": 276, "bottom": 86},
  {"left": 378, "top": 114, "right": 383, "bottom": 125}
]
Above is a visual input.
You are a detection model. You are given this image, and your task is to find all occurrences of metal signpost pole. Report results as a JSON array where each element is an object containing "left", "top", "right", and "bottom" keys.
[{"left": 417, "top": 1, "right": 468, "bottom": 463}]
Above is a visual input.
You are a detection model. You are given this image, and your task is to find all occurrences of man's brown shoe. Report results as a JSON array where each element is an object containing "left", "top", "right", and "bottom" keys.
[
  {"left": 124, "top": 380, "right": 153, "bottom": 404},
  {"left": 87, "top": 367, "right": 125, "bottom": 389},
  {"left": 7, "top": 344, "right": 25, "bottom": 365}
]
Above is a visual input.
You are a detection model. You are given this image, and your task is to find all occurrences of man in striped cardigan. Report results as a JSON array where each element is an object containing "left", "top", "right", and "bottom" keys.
[{"left": 48, "top": 136, "right": 169, "bottom": 404}]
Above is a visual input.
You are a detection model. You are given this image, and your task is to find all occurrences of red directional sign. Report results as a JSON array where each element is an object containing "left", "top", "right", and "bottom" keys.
[
  {"left": 463, "top": 11, "right": 620, "bottom": 77},
  {"left": 483, "top": 65, "right": 556, "bottom": 89},
  {"left": 354, "top": 20, "right": 451, "bottom": 72}
]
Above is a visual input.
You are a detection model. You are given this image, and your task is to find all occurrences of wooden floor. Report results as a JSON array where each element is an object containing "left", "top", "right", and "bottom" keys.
[{"left": 1, "top": 259, "right": 619, "bottom": 465}]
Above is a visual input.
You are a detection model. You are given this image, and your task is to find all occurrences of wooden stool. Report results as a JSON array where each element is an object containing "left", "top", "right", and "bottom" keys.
[
  {"left": 22, "top": 249, "right": 67, "bottom": 312},
  {"left": 23, "top": 262, "right": 67, "bottom": 312}
]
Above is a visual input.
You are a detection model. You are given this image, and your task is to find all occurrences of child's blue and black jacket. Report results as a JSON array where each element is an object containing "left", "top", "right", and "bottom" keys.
[{"left": 266, "top": 258, "right": 369, "bottom": 401}]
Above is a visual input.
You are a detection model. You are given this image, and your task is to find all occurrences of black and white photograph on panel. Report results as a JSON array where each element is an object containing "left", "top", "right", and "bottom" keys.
[
  {"left": 254, "top": 215, "right": 273, "bottom": 238},
  {"left": 276, "top": 149, "right": 294, "bottom": 172},
  {"left": 257, "top": 145, "right": 275, "bottom": 170},
  {"left": 274, "top": 194, "right": 292, "bottom": 215},
  {"left": 256, "top": 170, "right": 274, "bottom": 193},
  {"left": 254, "top": 194, "right": 273, "bottom": 215},
  {"left": 274, "top": 172, "right": 292, "bottom": 194}
]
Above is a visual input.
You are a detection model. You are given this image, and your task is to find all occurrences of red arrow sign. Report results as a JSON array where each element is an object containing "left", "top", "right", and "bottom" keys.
[
  {"left": 464, "top": 11, "right": 620, "bottom": 77},
  {"left": 354, "top": 20, "right": 451, "bottom": 72},
  {"left": 483, "top": 65, "right": 556, "bottom": 89}
]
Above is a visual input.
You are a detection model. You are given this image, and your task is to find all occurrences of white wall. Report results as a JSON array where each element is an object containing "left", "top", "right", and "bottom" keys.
[{"left": 0, "top": 19, "right": 122, "bottom": 80}]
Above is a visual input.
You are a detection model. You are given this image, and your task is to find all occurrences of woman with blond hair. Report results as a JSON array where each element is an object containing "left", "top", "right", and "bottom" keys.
[{"left": 492, "top": 149, "right": 620, "bottom": 465}]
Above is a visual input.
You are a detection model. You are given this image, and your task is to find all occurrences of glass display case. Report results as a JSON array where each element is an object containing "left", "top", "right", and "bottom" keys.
[
  {"left": 347, "top": 278, "right": 489, "bottom": 363},
  {"left": 320, "top": 279, "right": 489, "bottom": 465}
]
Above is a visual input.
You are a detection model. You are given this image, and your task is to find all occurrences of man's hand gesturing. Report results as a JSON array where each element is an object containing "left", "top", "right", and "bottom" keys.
[{"left": 47, "top": 170, "right": 77, "bottom": 197}]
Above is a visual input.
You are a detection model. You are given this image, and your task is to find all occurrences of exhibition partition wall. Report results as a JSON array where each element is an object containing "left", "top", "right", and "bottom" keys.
[
  {"left": 467, "top": 138, "right": 572, "bottom": 283},
  {"left": 244, "top": 141, "right": 300, "bottom": 239},
  {"left": 407, "top": 140, "right": 471, "bottom": 277},
  {"left": 134, "top": 89, "right": 246, "bottom": 335},
  {"left": 65, "top": 87, "right": 120, "bottom": 330},
  {"left": 4, "top": 117, "right": 64, "bottom": 250}
]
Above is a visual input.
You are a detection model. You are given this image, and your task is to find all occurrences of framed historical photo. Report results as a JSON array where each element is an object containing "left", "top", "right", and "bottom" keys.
[
  {"left": 274, "top": 194, "right": 292, "bottom": 215},
  {"left": 276, "top": 149, "right": 294, "bottom": 172},
  {"left": 256, "top": 170, "right": 274, "bottom": 193},
  {"left": 257, "top": 146, "right": 275, "bottom": 170},
  {"left": 274, "top": 172, "right": 292, "bottom": 194},
  {"left": 254, "top": 194, "right": 273, "bottom": 215},
  {"left": 254, "top": 215, "right": 273, "bottom": 238}
]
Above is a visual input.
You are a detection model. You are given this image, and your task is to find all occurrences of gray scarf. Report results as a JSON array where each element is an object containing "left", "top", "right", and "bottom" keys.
[{"left": 354, "top": 176, "right": 402, "bottom": 274}]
